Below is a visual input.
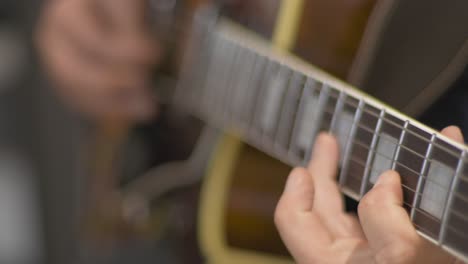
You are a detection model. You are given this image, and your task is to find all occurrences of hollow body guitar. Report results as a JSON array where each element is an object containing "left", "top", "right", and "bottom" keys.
[{"left": 176, "top": 2, "right": 468, "bottom": 264}]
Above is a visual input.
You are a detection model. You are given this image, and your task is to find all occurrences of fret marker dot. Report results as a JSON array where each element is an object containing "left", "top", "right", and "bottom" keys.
[
  {"left": 370, "top": 133, "right": 398, "bottom": 184},
  {"left": 420, "top": 161, "right": 454, "bottom": 219}
]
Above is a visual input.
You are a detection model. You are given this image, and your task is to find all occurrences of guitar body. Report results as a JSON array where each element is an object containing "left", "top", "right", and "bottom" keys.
[{"left": 197, "top": 0, "right": 377, "bottom": 262}]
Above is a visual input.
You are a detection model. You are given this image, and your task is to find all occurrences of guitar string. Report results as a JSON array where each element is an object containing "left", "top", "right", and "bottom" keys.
[
  {"left": 229, "top": 106, "right": 468, "bottom": 238},
  {"left": 320, "top": 107, "right": 468, "bottom": 189},
  {"left": 241, "top": 94, "right": 467, "bottom": 198},
  {"left": 191, "top": 66, "right": 467, "bottom": 197},
  {"left": 190, "top": 29, "right": 468, "bottom": 222},
  {"left": 319, "top": 91, "right": 463, "bottom": 159},
  {"left": 218, "top": 56, "right": 468, "bottom": 192},
  {"left": 192, "top": 24, "right": 468, "bottom": 254},
  {"left": 199, "top": 101, "right": 468, "bottom": 229},
  {"left": 214, "top": 26, "right": 466, "bottom": 163},
  {"left": 183, "top": 30, "right": 468, "bottom": 241},
  {"left": 231, "top": 112, "right": 468, "bottom": 235},
  {"left": 347, "top": 137, "right": 462, "bottom": 199},
  {"left": 220, "top": 34, "right": 465, "bottom": 159},
  {"left": 346, "top": 156, "right": 468, "bottom": 225},
  {"left": 197, "top": 94, "right": 468, "bottom": 230},
  {"left": 191, "top": 66, "right": 468, "bottom": 206},
  {"left": 413, "top": 222, "right": 440, "bottom": 239}
]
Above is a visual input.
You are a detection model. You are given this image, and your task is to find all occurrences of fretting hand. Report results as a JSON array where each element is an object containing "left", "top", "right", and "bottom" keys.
[
  {"left": 275, "top": 126, "right": 465, "bottom": 263},
  {"left": 36, "top": 0, "right": 160, "bottom": 121}
]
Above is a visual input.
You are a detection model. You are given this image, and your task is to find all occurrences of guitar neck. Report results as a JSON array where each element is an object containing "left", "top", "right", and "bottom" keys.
[{"left": 176, "top": 16, "right": 468, "bottom": 261}]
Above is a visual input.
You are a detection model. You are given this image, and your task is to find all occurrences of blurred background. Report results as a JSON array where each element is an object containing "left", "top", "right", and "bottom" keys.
[{"left": 0, "top": 0, "right": 466, "bottom": 263}]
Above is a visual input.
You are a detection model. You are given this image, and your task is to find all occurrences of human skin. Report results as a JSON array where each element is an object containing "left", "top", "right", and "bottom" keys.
[
  {"left": 36, "top": 0, "right": 160, "bottom": 121},
  {"left": 275, "top": 126, "right": 465, "bottom": 264}
]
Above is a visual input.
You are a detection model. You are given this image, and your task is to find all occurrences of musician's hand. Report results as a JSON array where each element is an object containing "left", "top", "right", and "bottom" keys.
[
  {"left": 275, "top": 126, "right": 464, "bottom": 263},
  {"left": 36, "top": 0, "right": 160, "bottom": 121}
]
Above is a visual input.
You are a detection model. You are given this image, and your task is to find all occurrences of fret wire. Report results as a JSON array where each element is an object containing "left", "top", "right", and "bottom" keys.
[
  {"left": 272, "top": 70, "right": 295, "bottom": 153},
  {"left": 203, "top": 33, "right": 227, "bottom": 119},
  {"left": 222, "top": 42, "right": 241, "bottom": 124},
  {"left": 288, "top": 78, "right": 309, "bottom": 159},
  {"left": 302, "top": 83, "right": 331, "bottom": 165},
  {"left": 221, "top": 70, "right": 468, "bottom": 198},
  {"left": 224, "top": 34, "right": 463, "bottom": 158},
  {"left": 215, "top": 106, "right": 468, "bottom": 235},
  {"left": 276, "top": 73, "right": 304, "bottom": 156},
  {"left": 218, "top": 29, "right": 466, "bottom": 159},
  {"left": 339, "top": 99, "right": 365, "bottom": 186},
  {"left": 321, "top": 106, "right": 468, "bottom": 180},
  {"left": 261, "top": 65, "right": 292, "bottom": 144},
  {"left": 281, "top": 75, "right": 307, "bottom": 166},
  {"left": 329, "top": 91, "right": 347, "bottom": 133},
  {"left": 249, "top": 58, "right": 275, "bottom": 137},
  {"left": 259, "top": 64, "right": 290, "bottom": 151},
  {"left": 411, "top": 133, "right": 436, "bottom": 220},
  {"left": 238, "top": 50, "right": 264, "bottom": 130},
  {"left": 346, "top": 133, "right": 468, "bottom": 203},
  {"left": 227, "top": 44, "right": 248, "bottom": 123},
  {"left": 193, "top": 26, "right": 468, "bottom": 254},
  {"left": 392, "top": 120, "right": 409, "bottom": 170},
  {"left": 238, "top": 93, "right": 464, "bottom": 224},
  {"left": 350, "top": 165, "right": 468, "bottom": 237},
  {"left": 360, "top": 109, "right": 386, "bottom": 197},
  {"left": 245, "top": 115, "right": 468, "bottom": 231},
  {"left": 212, "top": 39, "right": 234, "bottom": 125},
  {"left": 224, "top": 44, "right": 243, "bottom": 123},
  {"left": 311, "top": 89, "right": 463, "bottom": 159},
  {"left": 347, "top": 158, "right": 468, "bottom": 229},
  {"left": 350, "top": 156, "right": 455, "bottom": 209},
  {"left": 440, "top": 150, "right": 466, "bottom": 244},
  {"left": 243, "top": 54, "right": 267, "bottom": 130}
]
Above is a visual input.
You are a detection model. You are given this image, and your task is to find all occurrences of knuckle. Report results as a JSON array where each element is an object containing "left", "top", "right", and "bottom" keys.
[
  {"left": 274, "top": 199, "right": 287, "bottom": 228},
  {"left": 358, "top": 190, "right": 378, "bottom": 212},
  {"left": 290, "top": 167, "right": 308, "bottom": 177}
]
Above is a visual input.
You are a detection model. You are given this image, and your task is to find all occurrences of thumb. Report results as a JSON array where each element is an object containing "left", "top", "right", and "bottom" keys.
[{"left": 358, "top": 170, "right": 420, "bottom": 256}]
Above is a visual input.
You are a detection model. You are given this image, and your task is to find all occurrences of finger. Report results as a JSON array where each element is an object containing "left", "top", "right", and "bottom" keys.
[
  {"left": 43, "top": 0, "right": 158, "bottom": 66},
  {"left": 99, "top": 0, "right": 148, "bottom": 33},
  {"left": 359, "top": 170, "right": 455, "bottom": 263},
  {"left": 308, "top": 133, "right": 341, "bottom": 212},
  {"left": 39, "top": 24, "right": 146, "bottom": 95},
  {"left": 38, "top": 24, "right": 155, "bottom": 120},
  {"left": 441, "top": 126, "right": 464, "bottom": 143},
  {"left": 275, "top": 168, "right": 333, "bottom": 261},
  {"left": 308, "top": 133, "right": 355, "bottom": 238},
  {"left": 358, "top": 170, "right": 421, "bottom": 259}
]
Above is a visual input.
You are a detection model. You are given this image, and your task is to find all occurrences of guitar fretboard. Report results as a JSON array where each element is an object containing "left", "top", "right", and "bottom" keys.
[{"left": 175, "top": 16, "right": 468, "bottom": 261}]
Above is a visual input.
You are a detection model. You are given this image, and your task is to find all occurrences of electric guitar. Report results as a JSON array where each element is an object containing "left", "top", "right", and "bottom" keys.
[{"left": 175, "top": 3, "right": 468, "bottom": 264}]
